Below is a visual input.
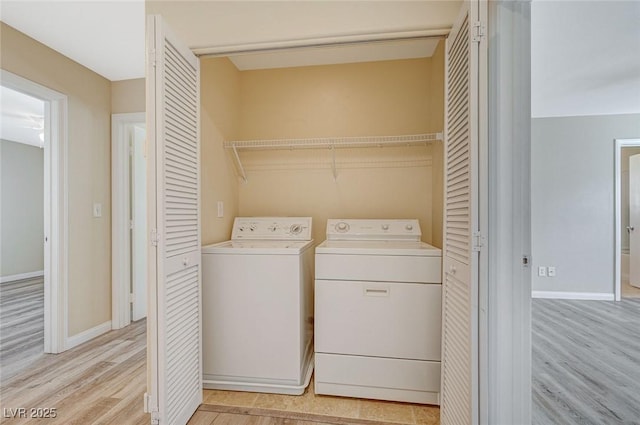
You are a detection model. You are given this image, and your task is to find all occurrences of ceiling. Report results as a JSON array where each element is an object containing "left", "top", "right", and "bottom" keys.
[
  {"left": 146, "top": 0, "right": 461, "bottom": 70},
  {"left": 0, "top": 1, "right": 460, "bottom": 80},
  {"left": 0, "top": 86, "right": 46, "bottom": 148},
  {"left": 531, "top": 0, "right": 640, "bottom": 118},
  {"left": 1, "top": 1, "right": 639, "bottom": 118},
  {"left": 0, "top": 0, "right": 145, "bottom": 81},
  {"left": 227, "top": 38, "right": 442, "bottom": 71}
]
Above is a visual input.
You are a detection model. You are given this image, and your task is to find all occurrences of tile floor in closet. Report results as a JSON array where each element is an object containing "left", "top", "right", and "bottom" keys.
[{"left": 202, "top": 380, "right": 439, "bottom": 425}]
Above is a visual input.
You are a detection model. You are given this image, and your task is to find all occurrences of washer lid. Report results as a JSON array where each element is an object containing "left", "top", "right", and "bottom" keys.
[
  {"left": 202, "top": 239, "right": 314, "bottom": 255},
  {"left": 315, "top": 240, "right": 441, "bottom": 257}
]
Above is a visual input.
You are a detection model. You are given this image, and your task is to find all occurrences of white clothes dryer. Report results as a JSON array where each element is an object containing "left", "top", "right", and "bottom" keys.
[
  {"left": 201, "top": 217, "right": 314, "bottom": 395},
  {"left": 314, "top": 219, "right": 442, "bottom": 405}
]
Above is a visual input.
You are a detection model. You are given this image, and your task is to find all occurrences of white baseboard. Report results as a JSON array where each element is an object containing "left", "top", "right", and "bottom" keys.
[
  {"left": 532, "top": 291, "right": 615, "bottom": 301},
  {"left": 65, "top": 321, "right": 112, "bottom": 350},
  {"left": 0, "top": 270, "right": 44, "bottom": 284}
]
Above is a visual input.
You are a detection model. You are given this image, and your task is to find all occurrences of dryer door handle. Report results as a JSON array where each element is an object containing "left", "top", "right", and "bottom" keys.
[{"left": 364, "top": 286, "right": 389, "bottom": 297}]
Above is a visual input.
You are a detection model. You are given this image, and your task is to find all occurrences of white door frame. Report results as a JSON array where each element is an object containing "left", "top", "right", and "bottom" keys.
[
  {"left": 1, "top": 69, "right": 68, "bottom": 354},
  {"left": 614, "top": 138, "right": 640, "bottom": 301},
  {"left": 485, "top": 1, "right": 532, "bottom": 423},
  {"left": 111, "top": 112, "right": 145, "bottom": 329}
]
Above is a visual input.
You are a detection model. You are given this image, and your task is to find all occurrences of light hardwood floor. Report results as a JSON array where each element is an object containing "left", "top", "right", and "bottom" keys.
[
  {"left": 532, "top": 298, "right": 640, "bottom": 425},
  {"left": 6, "top": 281, "right": 640, "bottom": 424},
  {"left": 0, "top": 318, "right": 148, "bottom": 425},
  {"left": 0, "top": 276, "right": 44, "bottom": 381},
  {"left": 1, "top": 316, "right": 426, "bottom": 425}
]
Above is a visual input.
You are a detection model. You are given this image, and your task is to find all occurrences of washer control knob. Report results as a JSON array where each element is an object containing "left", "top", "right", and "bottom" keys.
[
  {"left": 290, "top": 224, "right": 302, "bottom": 234},
  {"left": 405, "top": 224, "right": 413, "bottom": 231},
  {"left": 335, "top": 222, "right": 350, "bottom": 232},
  {"left": 382, "top": 224, "right": 389, "bottom": 231}
]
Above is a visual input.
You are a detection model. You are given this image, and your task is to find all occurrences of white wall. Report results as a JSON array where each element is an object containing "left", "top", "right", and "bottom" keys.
[
  {"left": 531, "top": 114, "right": 640, "bottom": 296},
  {"left": 0, "top": 139, "right": 44, "bottom": 278}
]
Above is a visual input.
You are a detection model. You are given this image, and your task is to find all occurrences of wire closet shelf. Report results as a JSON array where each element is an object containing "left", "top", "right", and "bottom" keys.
[
  {"left": 224, "top": 132, "right": 444, "bottom": 182},
  {"left": 224, "top": 132, "right": 443, "bottom": 150}
]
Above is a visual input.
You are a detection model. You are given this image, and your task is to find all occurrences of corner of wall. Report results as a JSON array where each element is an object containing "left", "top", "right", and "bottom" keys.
[
  {"left": 111, "top": 79, "right": 145, "bottom": 114},
  {"left": 200, "top": 57, "right": 242, "bottom": 244}
]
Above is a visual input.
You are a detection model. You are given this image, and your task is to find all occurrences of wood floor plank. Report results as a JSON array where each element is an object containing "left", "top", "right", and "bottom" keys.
[
  {"left": 0, "top": 277, "right": 44, "bottom": 381},
  {"left": 0, "top": 319, "right": 149, "bottom": 425},
  {"left": 532, "top": 298, "right": 640, "bottom": 424}
]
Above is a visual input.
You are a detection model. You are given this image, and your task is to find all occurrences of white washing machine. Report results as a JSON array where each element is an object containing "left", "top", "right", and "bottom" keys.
[
  {"left": 314, "top": 219, "right": 442, "bottom": 405},
  {"left": 201, "top": 217, "right": 314, "bottom": 395}
]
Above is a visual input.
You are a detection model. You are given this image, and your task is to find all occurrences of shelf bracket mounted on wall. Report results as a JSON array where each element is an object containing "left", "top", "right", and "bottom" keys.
[
  {"left": 231, "top": 143, "right": 248, "bottom": 183},
  {"left": 331, "top": 144, "right": 338, "bottom": 182}
]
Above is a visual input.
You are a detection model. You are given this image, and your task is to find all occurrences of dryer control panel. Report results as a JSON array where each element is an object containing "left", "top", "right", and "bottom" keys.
[
  {"left": 326, "top": 219, "right": 421, "bottom": 241},
  {"left": 231, "top": 217, "right": 312, "bottom": 240}
]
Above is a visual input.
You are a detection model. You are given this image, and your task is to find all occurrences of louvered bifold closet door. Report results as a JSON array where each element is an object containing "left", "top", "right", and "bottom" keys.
[
  {"left": 147, "top": 15, "right": 202, "bottom": 425},
  {"left": 441, "top": 1, "right": 481, "bottom": 424}
]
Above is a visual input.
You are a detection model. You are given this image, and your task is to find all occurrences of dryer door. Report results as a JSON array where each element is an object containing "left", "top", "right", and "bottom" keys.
[{"left": 315, "top": 279, "right": 442, "bottom": 361}]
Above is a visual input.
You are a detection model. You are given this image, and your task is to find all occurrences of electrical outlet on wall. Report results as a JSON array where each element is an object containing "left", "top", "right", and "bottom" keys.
[
  {"left": 538, "top": 266, "right": 547, "bottom": 277},
  {"left": 547, "top": 266, "right": 556, "bottom": 277}
]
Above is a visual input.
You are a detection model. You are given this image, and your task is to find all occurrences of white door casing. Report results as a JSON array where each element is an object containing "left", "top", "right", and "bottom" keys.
[
  {"left": 132, "top": 125, "right": 148, "bottom": 321},
  {"left": 614, "top": 139, "right": 640, "bottom": 300},
  {"left": 441, "top": 0, "right": 486, "bottom": 424},
  {"left": 1, "top": 69, "right": 68, "bottom": 354},
  {"left": 486, "top": 1, "right": 531, "bottom": 423},
  {"left": 146, "top": 15, "right": 202, "bottom": 425},
  {"left": 112, "top": 112, "right": 145, "bottom": 329},
  {"left": 630, "top": 154, "right": 640, "bottom": 288}
]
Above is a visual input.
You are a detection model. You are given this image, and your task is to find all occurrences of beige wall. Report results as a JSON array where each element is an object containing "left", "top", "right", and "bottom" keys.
[
  {"left": 232, "top": 56, "right": 445, "bottom": 244},
  {"left": 111, "top": 78, "right": 145, "bottom": 114},
  {"left": 239, "top": 58, "right": 439, "bottom": 139},
  {"left": 1, "top": 23, "right": 112, "bottom": 336},
  {"left": 200, "top": 57, "right": 241, "bottom": 244}
]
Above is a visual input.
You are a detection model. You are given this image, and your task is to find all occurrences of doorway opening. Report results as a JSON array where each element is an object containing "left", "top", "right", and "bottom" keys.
[
  {"left": 615, "top": 138, "right": 640, "bottom": 300},
  {"left": 112, "top": 113, "right": 147, "bottom": 329},
  {"left": 0, "top": 69, "right": 68, "bottom": 356},
  {"left": 0, "top": 86, "right": 45, "bottom": 379}
]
